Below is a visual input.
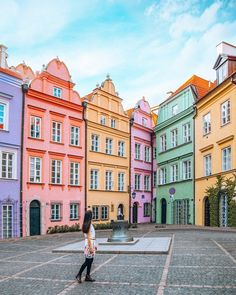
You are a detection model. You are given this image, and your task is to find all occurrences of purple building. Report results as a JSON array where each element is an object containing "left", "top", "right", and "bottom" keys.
[
  {"left": 128, "top": 97, "right": 157, "bottom": 224},
  {"left": 0, "top": 45, "right": 23, "bottom": 239}
]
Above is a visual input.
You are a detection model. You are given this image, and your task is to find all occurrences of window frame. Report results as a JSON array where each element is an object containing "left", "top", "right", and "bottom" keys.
[
  {"left": 70, "top": 162, "right": 80, "bottom": 186},
  {"left": 30, "top": 116, "right": 42, "bottom": 139},
  {"left": 51, "top": 203, "right": 61, "bottom": 221},
  {"left": 51, "top": 159, "right": 62, "bottom": 184},
  {"left": 52, "top": 121, "right": 62, "bottom": 143},
  {"left": 70, "top": 126, "right": 80, "bottom": 146},
  {"left": 0, "top": 99, "right": 9, "bottom": 131},
  {"left": 29, "top": 156, "right": 42, "bottom": 183}
]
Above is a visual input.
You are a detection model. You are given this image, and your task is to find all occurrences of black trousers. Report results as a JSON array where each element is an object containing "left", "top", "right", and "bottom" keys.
[{"left": 77, "top": 258, "right": 94, "bottom": 276}]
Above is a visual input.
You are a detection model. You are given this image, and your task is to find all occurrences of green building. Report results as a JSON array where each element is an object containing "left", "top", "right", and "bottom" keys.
[{"left": 154, "top": 75, "right": 211, "bottom": 224}]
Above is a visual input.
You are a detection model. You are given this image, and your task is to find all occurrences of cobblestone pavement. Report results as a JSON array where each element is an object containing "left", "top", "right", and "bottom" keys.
[{"left": 0, "top": 225, "right": 236, "bottom": 295}]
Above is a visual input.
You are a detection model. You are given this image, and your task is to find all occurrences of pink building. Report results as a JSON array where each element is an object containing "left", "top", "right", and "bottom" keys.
[
  {"left": 128, "top": 97, "right": 156, "bottom": 224},
  {"left": 17, "top": 58, "right": 85, "bottom": 236}
]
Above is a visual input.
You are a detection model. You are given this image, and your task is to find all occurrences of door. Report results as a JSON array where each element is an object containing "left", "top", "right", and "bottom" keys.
[
  {"left": 132, "top": 202, "right": 138, "bottom": 223},
  {"left": 30, "top": 200, "right": 40, "bottom": 236},
  {"left": 204, "top": 197, "right": 210, "bottom": 226},
  {"left": 161, "top": 199, "right": 167, "bottom": 224}
]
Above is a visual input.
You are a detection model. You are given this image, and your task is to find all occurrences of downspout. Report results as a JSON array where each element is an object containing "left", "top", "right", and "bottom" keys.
[
  {"left": 193, "top": 104, "right": 197, "bottom": 225},
  {"left": 20, "top": 81, "right": 29, "bottom": 237},
  {"left": 82, "top": 101, "right": 88, "bottom": 212},
  {"left": 150, "top": 131, "right": 153, "bottom": 223},
  {"left": 129, "top": 118, "right": 134, "bottom": 224}
]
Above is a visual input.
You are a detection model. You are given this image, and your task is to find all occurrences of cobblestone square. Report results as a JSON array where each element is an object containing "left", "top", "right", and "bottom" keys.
[{"left": 0, "top": 225, "right": 236, "bottom": 295}]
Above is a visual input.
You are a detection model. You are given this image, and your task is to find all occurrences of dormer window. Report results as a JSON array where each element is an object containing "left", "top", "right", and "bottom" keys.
[
  {"left": 142, "top": 117, "right": 147, "bottom": 127},
  {"left": 172, "top": 104, "right": 178, "bottom": 116},
  {"left": 53, "top": 87, "right": 62, "bottom": 98},
  {"left": 217, "top": 62, "right": 227, "bottom": 84}
]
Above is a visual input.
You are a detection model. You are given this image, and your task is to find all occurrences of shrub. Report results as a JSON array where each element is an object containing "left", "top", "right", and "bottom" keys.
[{"left": 47, "top": 223, "right": 81, "bottom": 234}]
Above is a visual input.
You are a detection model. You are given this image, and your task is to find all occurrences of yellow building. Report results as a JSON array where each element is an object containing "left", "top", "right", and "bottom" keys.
[
  {"left": 83, "top": 76, "right": 130, "bottom": 223},
  {"left": 195, "top": 42, "right": 236, "bottom": 226}
]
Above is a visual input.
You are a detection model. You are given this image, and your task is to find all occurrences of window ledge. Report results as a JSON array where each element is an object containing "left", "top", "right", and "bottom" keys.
[
  {"left": 50, "top": 219, "right": 62, "bottom": 222},
  {"left": 70, "top": 218, "right": 80, "bottom": 221},
  {"left": 68, "top": 185, "right": 82, "bottom": 187},
  {"left": 69, "top": 144, "right": 82, "bottom": 149},
  {"left": 28, "top": 137, "right": 44, "bottom": 142},
  {"left": 50, "top": 141, "right": 64, "bottom": 145},
  {"left": 27, "top": 182, "right": 45, "bottom": 185},
  {"left": 0, "top": 177, "right": 18, "bottom": 181},
  {"left": 0, "top": 129, "right": 9, "bottom": 133}
]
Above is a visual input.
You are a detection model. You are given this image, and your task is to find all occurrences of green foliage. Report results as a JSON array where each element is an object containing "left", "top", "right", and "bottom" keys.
[
  {"left": 205, "top": 174, "right": 236, "bottom": 227},
  {"left": 47, "top": 223, "right": 81, "bottom": 234},
  {"left": 93, "top": 222, "right": 112, "bottom": 230}
]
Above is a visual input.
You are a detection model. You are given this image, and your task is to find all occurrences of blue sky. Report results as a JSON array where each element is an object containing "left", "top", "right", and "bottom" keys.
[{"left": 0, "top": 0, "right": 236, "bottom": 109}]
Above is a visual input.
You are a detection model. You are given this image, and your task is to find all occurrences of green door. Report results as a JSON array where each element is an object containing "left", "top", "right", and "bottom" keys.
[{"left": 30, "top": 200, "right": 40, "bottom": 236}]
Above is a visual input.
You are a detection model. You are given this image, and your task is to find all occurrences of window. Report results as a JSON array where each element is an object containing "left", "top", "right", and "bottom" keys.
[
  {"left": 183, "top": 160, "right": 191, "bottom": 180},
  {"left": 51, "top": 160, "right": 62, "bottom": 184},
  {"left": 142, "top": 117, "right": 147, "bottom": 127},
  {"left": 171, "top": 129, "right": 178, "bottom": 147},
  {"left": 135, "top": 174, "right": 141, "bottom": 190},
  {"left": 30, "top": 157, "right": 42, "bottom": 183},
  {"left": 70, "top": 203, "right": 79, "bottom": 219},
  {"left": 160, "top": 134, "right": 167, "bottom": 152},
  {"left": 144, "top": 203, "right": 151, "bottom": 217},
  {"left": 222, "top": 147, "right": 231, "bottom": 171},
  {"left": 70, "top": 126, "right": 80, "bottom": 146},
  {"left": 144, "top": 175, "right": 150, "bottom": 191},
  {"left": 118, "top": 172, "right": 125, "bottom": 191},
  {"left": 217, "top": 62, "right": 227, "bottom": 84},
  {"left": 92, "top": 206, "right": 99, "bottom": 220},
  {"left": 1, "top": 152, "right": 15, "bottom": 179},
  {"left": 101, "top": 206, "right": 109, "bottom": 220},
  {"left": 100, "top": 115, "right": 106, "bottom": 125},
  {"left": 159, "top": 167, "right": 167, "bottom": 185},
  {"left": 118, "top": 141, "right": 125, "bottom": 157},
  {"left": 105, "top": 171, "right": 112, "bottom": 190},
  {"left": 111, "top": 118, "right": 116, "bottom": 128},
  {"left": 105, "top": 138, "right": 113, "bottom": 155},
  {"left": 51, "top": 204, "right": 61, "bottom": 220},
  {"left": 52, "top": 121, "right": 62, "bottom": 143},
  {"left": 2, "top": 205, "right": 13, "bottom": 238},
  {"left": 183, "top": 123, "right": 191, "bottom": 143},
  {"left": 0, "top": 100, "right": 8, "bottom": 130},
  {"left": 153, "top": 147, "right": 157, "bottom": 159},
  {"left": 90, "top": 169, "right": 98, "bottom": 189},
  {"left": 171, "top": 164, "right": 178, "bottom": 182},
  {"left": 30, "top": 116, "right": 41, "bottom": 139},
  {"left": 221, "top": 100, "right": 230, "bottom": 125},
  {"left": 53, "top": 87, "right": 62, "bottom": 98},
  {"left": 153, "top": 172, "right": 157, "bottom": 187},
  {"left": 204, "top": 154, "right": 212, "bottom": 176},
  {"left": 135, "top": 143, "right": 141, "bottom": 160},
  {"left": 91, "top": 134, "right": 99, "bottom": 152},
  {"left": 144, "top": 146, "right": 151, "bottom": 162},
  {"left": 203, "top": 113, "right": 211, "bottom": 135},
  {"left": 70, "top": 162, "right": 80, "bottom": 185},
  {"left": 172, "top": 104, "right": 178, "bottom": 116}
]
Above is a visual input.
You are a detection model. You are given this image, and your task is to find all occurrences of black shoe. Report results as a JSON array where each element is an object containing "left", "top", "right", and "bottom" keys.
[
  {"left": 75, "top": 274, "right": 82, "bottom": 283},
  {"left": 85, "top": 275, "right": 95, "bottom": 282}
]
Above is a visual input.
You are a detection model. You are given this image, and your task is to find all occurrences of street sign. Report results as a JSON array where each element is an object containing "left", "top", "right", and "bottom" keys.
[{"left": 169, "top": 187, "right": 176, "bottom": 195}]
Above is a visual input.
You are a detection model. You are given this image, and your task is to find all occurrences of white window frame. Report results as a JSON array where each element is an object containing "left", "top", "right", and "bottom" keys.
[
  {"left": 204, "top": 154, "right": 212, "bottom": 176},
  {"left": 90, "top": 169, "right": 98, "bottom": 189},
  {"left": 222, "top": 147, "right": 231, "bottom": 171},
  {"left": 143, "top": 203, "right": 151, "bottom": 217},
  {"left": 2, "top": 204, "right": 13, "bottom": 238},
  {"left": 111, "top": 118, "right": 116, "bottom": 128},
  {"left": 105, "top": 170, "right": 113, "bottom": 190},
  {"left": 52, "top": 121, "right": 62, "bottom": 143},
  {"left": 172, "top": 104, "right": 178, "bottom": 116},
  {"left": 30, "top": 116, "right": 42, "bottom": 139},
  {"left": 160, "top": 134, "right": 167, "bottom": 152},
  {"left": 29, "top": 156, "right": 42, "bottom": 183},
  {"left": 183, "top": 160, "right": 191, "bottom": 180},
  {"left": 100, "top": 115, "right": 106, "bottom": 125},
  {"left": 159, "top": 167, "right": 167, "bottom": 185},
  {"left": 203, "top": 113, "right": 211, "bottom": 135},
  {"left": 70, "top": 126, "right": 80, "bottom": 146},
  {"left": 0, "top": 149, "right": 17, "bottom": 179},
  {"left": 221, "top": 100, "right": 230, "bottom": 126},
  {"left": 183, "top": 123, "right": 191, "bottom": 143},
  {"left": 70, "top": 162, "right": 80, "bottom": 186},
  {"left": 144, "top": 175, "right": 150, "bottom": 191},
  {"left": 135, "top": 174, "right": 141, "bottom": 190},
  {"left": 91, "top": 134, "right": 99, "bottom": 152},
  {"left": 53, "top": 87, "right": 62, "bottom": 98},
  {"left": 0, "top": 99, "right": 9, "bottom": 131},
  {"left": 171, "top": 129, "right": 178, "bottom": 147},
  {"left": 142, "top": 117, "right": 147, "bottom": 127},
  {"left": 70, "top": 203, "right": 79, "bottom": 220},
  {"left": 51, "top": 203, "right": 61, "bottom": 220},
  {"left": 118, "top": 141, "right": 125, "bottom": 157},
  {"left": 101, "top": 206, "right": 109, "bottom": 220},
  {"left": 92, "top": 206, "right": 99, "bottom": 220},
  {"left": 144, "top": 146, "right": 151, "bottom": 162},
  {"left": 135, "top": 143, "right": 141, "bottom": 160},
  {"left": 171, "top": 164, "right": 178, "bottom": 182},
  {"left": 51, "top": 159, "right": 62, "bottom": 184},
  {"left": 217, "top": 62, "right": 227, "bottom": 84},
  {"left": 118, "top": 172, "right": 125, "bottom": 191},
  {"left": 153, "top": 171, "right": 157, "bottom": 187},
  {"left": 105, "top": 138, "right": 113, "bottom": 155}
]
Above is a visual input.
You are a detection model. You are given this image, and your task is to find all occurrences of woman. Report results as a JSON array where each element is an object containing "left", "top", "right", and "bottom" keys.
[{"left": 75, "top": 210, "right": 96, "bottom": 283}]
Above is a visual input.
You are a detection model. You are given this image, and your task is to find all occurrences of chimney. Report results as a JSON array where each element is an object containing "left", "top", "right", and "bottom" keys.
[
  {"left": 216, "top": 41, "right": 236, "bottom": 56},
  {"left": 0, "top": 45, "right": 8, "bottom": 69}
]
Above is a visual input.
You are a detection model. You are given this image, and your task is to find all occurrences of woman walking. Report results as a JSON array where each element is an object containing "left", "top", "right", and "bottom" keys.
[{"left": 76, "top": 210, "right": 96, "bottom": 283}]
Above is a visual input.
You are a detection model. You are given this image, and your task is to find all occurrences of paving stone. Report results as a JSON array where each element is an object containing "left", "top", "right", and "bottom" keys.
[
  {"left": 109, "top": 254, "right": 166, "bottom": 266},
  {"left": 171, "top": 254, "right": 235, "bottom": 266},
  {"left": 164, "top": 287, "right": 236, "bottom": 295},
  {"left": 6, "top": 252, "right": 65, "bottom": 263},
  {"left": 0, "top": 261, "right": 40, "bottom": 276}
]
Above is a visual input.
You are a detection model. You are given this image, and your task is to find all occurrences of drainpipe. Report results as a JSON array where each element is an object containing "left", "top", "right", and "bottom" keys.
[
  {"left": 193, "top": 105, "right": 197, "bottom": 225},
  {"left": 82, "top": 101, "right": 88, "bottom": 212},
  {"left": 129, "top": 118, "right": 134, "bottom": 224},
  {"left": 20, "top": 81, "right": 29, "bottom": 237},
  {"left": 150, "top": 131, "right": 153, "bottom": 223}
]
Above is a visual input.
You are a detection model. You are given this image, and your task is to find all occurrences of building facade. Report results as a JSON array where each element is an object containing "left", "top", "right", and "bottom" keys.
[
  {"left": 195, "top": 42, "right": 236, "bottom": 227},
  {"left": 0, "top": 45, "right": 23, "bottom": 239},
  {"left": 128, "top": 97, "right": 155, "bottom": 224},
  {"left": 83, "top": 76, "right": 130, "bottom": 223},
  {"left": 17, "top": 58, "right": 85, "bottom": 236},
  {"left": 155, "top": 75, "right": 213, "bottom": 225}
]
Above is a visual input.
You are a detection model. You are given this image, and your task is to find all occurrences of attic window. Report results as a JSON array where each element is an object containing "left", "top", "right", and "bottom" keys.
[
  {"left": 53, "top": 87, "right": 62, "bottom": 98},
  {"left": 217, "top": 62, "right": 227, "bottom": 84},
  {"left": 172, "top": 104, "right": 178, "bottom": 116},
  {"left": 142, "top": 117, "right": 147, "bottom": 127}
]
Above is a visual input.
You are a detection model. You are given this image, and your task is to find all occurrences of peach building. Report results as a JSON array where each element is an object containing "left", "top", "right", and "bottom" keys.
[
  {"left": 83, "top": 75, "right": 130, "bottom": 223},
  {"left": 17, "top": 58, "right": 85, "bottom": 236},
  {"left": 195, "top": 42, "right": 236, "bottom": 226}
]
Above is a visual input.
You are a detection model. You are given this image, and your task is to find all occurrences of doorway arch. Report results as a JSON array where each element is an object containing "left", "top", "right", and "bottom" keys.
[
  {"left": 204, "top": 197, "right": 210, "bottom": 226},
  {"left": 132, "top": 202, "right": 138, "bottom": 223},
  {"left": 30, "top": 200, "right": 41, "bottom": 236},
  {"left": 161, "top": 198, "right": 167, "bottom": 224}
]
